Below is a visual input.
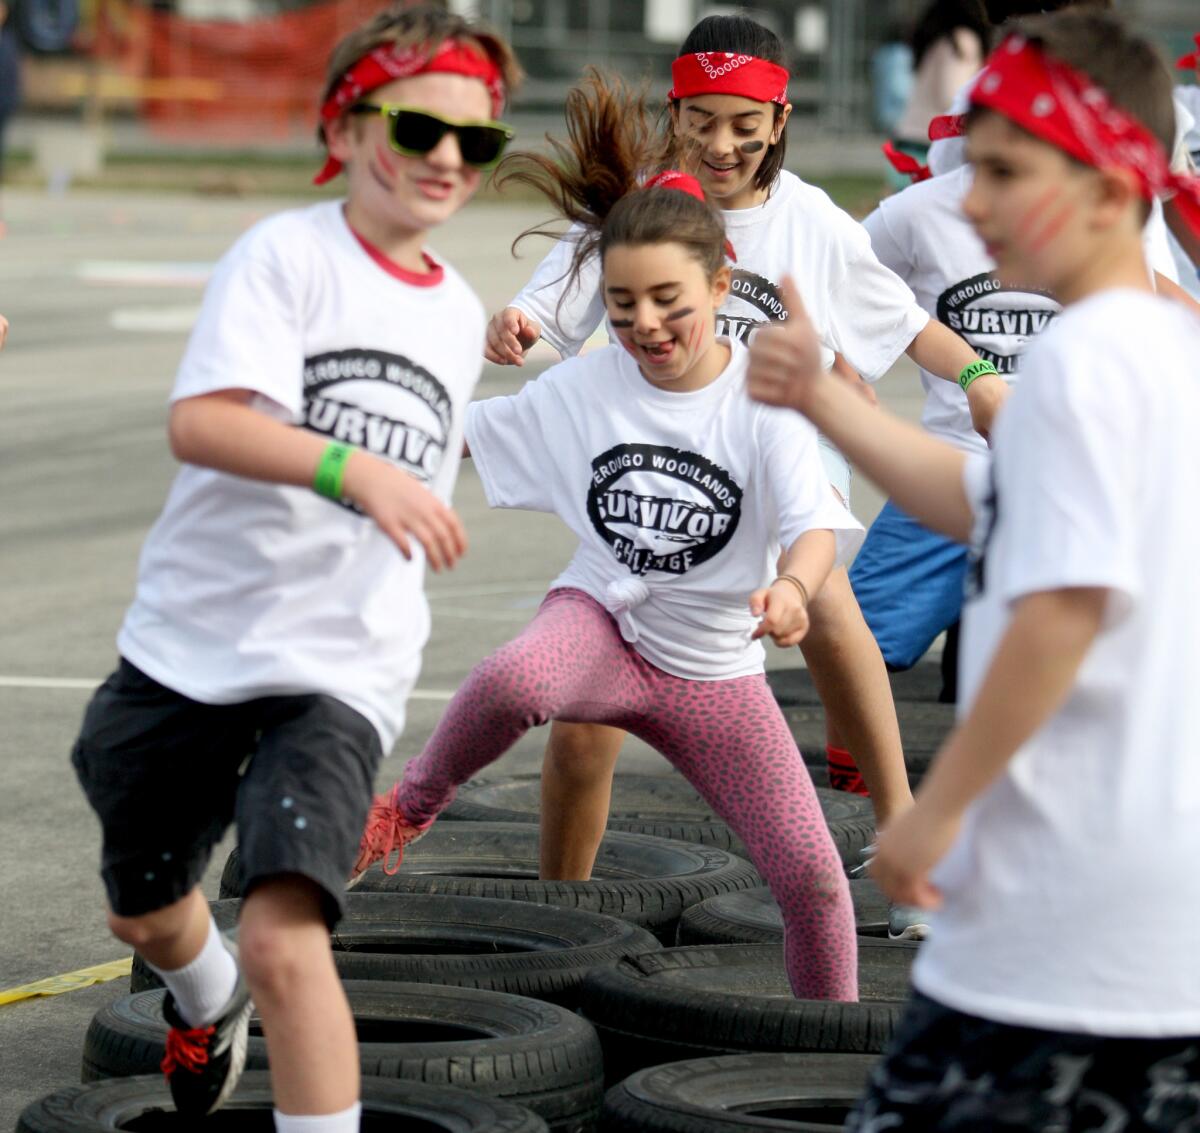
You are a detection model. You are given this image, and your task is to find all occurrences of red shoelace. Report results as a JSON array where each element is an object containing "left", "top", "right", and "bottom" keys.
[{"left": 161, "top": 1024, "right": 215, "bottom": 1076}]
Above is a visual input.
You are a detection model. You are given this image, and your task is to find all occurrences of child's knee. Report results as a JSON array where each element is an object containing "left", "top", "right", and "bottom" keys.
[
  {"left": 756, "top": 841, "right": 849, "bottom": 921},
  {"left": 107, "top": 896, "right": 197, "bottom": 951},
  {"left": 238, "top": 879, "right": 330, "bottom": 1001},
  {"left": 461, "top": 644, "right": 569, "bottom": 733}
]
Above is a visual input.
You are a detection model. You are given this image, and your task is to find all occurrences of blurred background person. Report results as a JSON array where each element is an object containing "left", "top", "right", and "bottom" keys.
[
  {"left": 0, "top": 0, "right": 21, "bottom": 235},
  {"left": 887, "top": 0, "right": 988, "bottom": 183}
]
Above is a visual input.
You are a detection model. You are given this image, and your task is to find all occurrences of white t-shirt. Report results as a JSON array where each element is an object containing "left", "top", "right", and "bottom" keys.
[
  {"left": 509, "top": 170, "right": 930, "bottom": 381},
  {"left": 465, "top": 340, "right": 863, "bottom": 681},
  {"left": 913, "top": 289, "right": 1200, "bottom": 1036},
  {"left": 1169, "top": 88, "right": 1200, "bottom": 298},
  {"left": 863, "top": 165, "right": 1060, "bottom": 455},
  {"left": 118, "top": 201, "right": 485, "bottom": 750},
  {"left": 1175, "top": 86, "right": 1200, "bottom": 169}
]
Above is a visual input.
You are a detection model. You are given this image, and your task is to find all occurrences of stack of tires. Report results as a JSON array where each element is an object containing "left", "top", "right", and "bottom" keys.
[
  {"left": 27, "top": 665, "right": 953, "bottom": 1131},
  {"left": 769, "top": 662, "right": 956, "bottom": 790}
]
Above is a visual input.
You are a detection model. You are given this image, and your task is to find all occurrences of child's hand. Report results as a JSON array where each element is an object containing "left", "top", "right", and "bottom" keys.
[
  {"left": 869, "top": 798, "right": 960, "bottom": 910},
  {"left": 747, "top": 277, "right": 826, "bottom": 414},
  {"left": 749, "top": 580, "right": 811, "bottom": 647},
  {"left": 485, "top": 307, "right": 541, "bottom": 366},
  {"left": 965, "top": 373, "right": 1010, "bottom": 444},
  {"left": 343, "top": 453, "right": 467, "bottom": 572}
]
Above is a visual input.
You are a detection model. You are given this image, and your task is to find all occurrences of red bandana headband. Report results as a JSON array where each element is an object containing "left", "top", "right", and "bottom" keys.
[
  {"left": 1178, "top": 33, "right": 1200, "bottom": 71},
  {"left": 970, "top": 35, "right": 1200, "bottom": 242},
  {"left": 642, "top": 170, "right": 737, "bottom": 262},
  {"left": 668, "top": 52, "right": 789, "bottom": 106},
  {"left": 881, "top": 141, "right": 931, "bottom": 183},
  {"left": 928, "top": 113, "right": 966, "bottom": 141},
  {"left": 314, "top": 39, "right": 507, "bottom": 185}
]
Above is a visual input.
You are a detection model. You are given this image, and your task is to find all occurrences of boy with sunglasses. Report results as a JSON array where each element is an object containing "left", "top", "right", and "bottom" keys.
[
  {"left": 69, "top": 5, "right": 520, "bottom": 1131},
  {"left": 750, "top": 8, "right": 1200, "bottom": 1129}
]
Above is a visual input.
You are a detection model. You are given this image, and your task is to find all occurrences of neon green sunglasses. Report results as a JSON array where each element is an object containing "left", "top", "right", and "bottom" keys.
[{"left": 349, "top": 103, "right": 514, "bottom": 170}]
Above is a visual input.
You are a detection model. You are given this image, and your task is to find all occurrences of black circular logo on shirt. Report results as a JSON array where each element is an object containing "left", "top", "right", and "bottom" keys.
[
  {"left": 586, "top": 443, "right": 743, "bottom": 576},
  {"left": 720, "top": 269, "right": 788, "bottom": 343},
  {"left": 936, "top": 273, "right": 1058, "bottom": 376}
]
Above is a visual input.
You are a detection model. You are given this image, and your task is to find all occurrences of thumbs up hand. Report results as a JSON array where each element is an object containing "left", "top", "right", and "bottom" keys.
[{"left": 747, "top": 276, "right": 829, "bottom": 416}]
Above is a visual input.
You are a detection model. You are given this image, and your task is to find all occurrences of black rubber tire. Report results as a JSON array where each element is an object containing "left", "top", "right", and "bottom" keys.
[
  {"left": 83, "top": 983, "right": 600, "bottom": 1133},
  {"left": 768, "top": 663, "right": 947, "bottom": 708},
  {"left": 601, "top": 1052, "right": 877, "bottom": 1132},
  {"left": 782, "top": 706, "right": 944, "bottom": 788},
  {"left": 221, "top": 824, "right": 761, "bottom": 944},
  {"left": 130, "top": 893, "right": 661, "bottom": 1007},
  {"left": 577, "top": 941, "right": 912, "bottom": 1083},
  {"left": 441, "top": 774, "right": 874, "bottom": 871},
  {"left": 675, "top": 880, "right": 889, "bottom": 946},
  {"left": 19, "top": 1072, "right": 548, "bottom": 1133}
]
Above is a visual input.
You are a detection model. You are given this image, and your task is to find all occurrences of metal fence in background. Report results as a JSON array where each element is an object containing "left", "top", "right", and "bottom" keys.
[{"left": 22, "top": 0, "right": 1200, "bottom": 147}]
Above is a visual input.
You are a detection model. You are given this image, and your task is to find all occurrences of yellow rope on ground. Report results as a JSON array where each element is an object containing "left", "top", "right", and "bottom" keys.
[{"left": 0, "top": 957, "right": 133, "bottom": 1007}]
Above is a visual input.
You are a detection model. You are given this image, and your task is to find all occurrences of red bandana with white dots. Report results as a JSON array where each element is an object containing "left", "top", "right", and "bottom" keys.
[
  {"left": 970, "top": 35, "right": 1200, "bottom": 240},
  {"left": 668, "top": 52, "right": 789, "bottom": 106}
]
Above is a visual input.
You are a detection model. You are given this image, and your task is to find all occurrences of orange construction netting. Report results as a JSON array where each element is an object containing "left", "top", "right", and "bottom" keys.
[{"left": 95, "top": 0, "right": 392, "bottom": 140}]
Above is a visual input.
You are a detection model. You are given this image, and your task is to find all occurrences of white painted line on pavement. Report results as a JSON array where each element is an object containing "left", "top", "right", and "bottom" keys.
[
  {"left": 77, "top": 260, "right": 214, "bottom": 287},
  {"left": 110, "top": 305, "right": 201, "bottom": 332},
  {"left": 0, "top": 676, "right": 98, "bottom": 689},
  {"left": 0, "top": 676, "right": 456, "bottom": 701}
]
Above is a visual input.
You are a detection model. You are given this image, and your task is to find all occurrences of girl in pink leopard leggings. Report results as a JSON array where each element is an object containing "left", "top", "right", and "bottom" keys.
[{"left": 353, "top": 73, "right": 864, "bottom": 1000}]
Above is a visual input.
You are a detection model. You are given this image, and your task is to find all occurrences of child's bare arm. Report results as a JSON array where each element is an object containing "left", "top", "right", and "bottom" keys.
[
  {"left": 905, "top": 318, "right": 1010, "bottom": 442},
  {"left": 169, "top": 389, "right": 467, "bottom": 571},
  {"left": 749, "top": 529, "right": 836, "bottom": 648},
  {"left": 870, "top": 586, "right": 1108, "bottom": 907},
  {"left": 748, "top": 277, "right": 974, "bottom": 543}
]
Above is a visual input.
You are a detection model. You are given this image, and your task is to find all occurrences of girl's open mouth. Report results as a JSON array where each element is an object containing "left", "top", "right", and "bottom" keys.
[{"left": 640, "top": 340, "right": 676, "bottom": 364}]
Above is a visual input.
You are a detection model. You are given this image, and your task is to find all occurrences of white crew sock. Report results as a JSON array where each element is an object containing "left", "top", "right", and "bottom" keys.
[
  {"left": 274, "top": 1102, "right": 362, "bottom": 1133},
  {"left": 146, "top": 913, "right": 239, "bottom": 1027}
]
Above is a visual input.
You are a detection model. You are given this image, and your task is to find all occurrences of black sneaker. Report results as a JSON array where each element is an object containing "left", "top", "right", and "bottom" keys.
[{"left": 160, "top": 974, "right": 253, "bottom": 1116}]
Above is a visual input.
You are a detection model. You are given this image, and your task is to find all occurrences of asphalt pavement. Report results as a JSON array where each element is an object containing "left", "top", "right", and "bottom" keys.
[{"left": 0, "top": 184, "right": 922, "bottom": 1126}]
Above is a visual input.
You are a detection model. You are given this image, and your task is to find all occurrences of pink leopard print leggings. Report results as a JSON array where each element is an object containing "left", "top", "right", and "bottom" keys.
[{"left": 397, "top": 587, "right": 858, "bottom": 1001}]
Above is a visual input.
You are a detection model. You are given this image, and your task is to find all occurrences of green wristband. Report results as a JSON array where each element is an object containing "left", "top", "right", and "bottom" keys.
[
  {"left": 313, "top": 442, "right": 354, "bottom": 500},
  {"left": 958, "top": 359, "right": 999, "bottom": 393}
]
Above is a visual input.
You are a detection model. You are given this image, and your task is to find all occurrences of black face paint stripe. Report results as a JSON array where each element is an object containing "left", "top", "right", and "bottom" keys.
[
  {"left": 665, "top": 307, "right": 696, "bottom": 322},
  {"left": 739, "top": 140, "right": 766, "bottom": 154},
  {"left": 610, "top": 318, "right": 634, "bottom": 328}
]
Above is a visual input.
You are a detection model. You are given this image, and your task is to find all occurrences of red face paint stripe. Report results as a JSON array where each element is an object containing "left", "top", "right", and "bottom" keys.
[
  {"left": 374, "top": 144, "right": 398, "bottom": 177},
  {"left": 1014, "top": 185, "right": 1063, "bottom": 244},
  {"left": 1024, "top": 198, "right": 1077, "bottom": 258}
]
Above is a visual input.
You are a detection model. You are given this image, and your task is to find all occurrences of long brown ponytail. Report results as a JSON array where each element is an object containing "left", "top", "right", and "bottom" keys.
[{"left": 495, "top": 69, "right": 728, "bottom": 301}]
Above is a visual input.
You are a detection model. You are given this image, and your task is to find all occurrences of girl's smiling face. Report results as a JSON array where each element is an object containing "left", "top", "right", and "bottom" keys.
[
  {"left": 672, "top": 93, "right": 789, "bottom": 210},
  {"left": 603, "top": 241, "right": 731, "bottom": 392}
]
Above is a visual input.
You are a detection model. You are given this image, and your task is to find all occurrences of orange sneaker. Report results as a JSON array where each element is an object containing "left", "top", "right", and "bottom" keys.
[{"left": 347, "top": 784, "right": 432, "bottom": 887}]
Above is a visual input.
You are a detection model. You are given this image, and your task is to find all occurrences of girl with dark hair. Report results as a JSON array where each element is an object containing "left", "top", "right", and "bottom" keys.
[
  {"left": 352, "top": 71, "right": 863, "bottom": 1000},
  {"left": 474, "top": 14, "right": 1005, "bottom": 942}
]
